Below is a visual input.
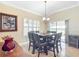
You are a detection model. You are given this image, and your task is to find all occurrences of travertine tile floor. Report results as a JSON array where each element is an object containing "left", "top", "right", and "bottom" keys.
[
  {"left": 22, "top": 42, "right": 79, "bottom": 57},
  {"left": 66, "top": 46, "right": 79, "bottom": 57},
  {"left": 0, "top": 41, "right": 79, "bottom": 57},
  {"left": 22, "top": 42, "right": 66, "bottom": 57}
]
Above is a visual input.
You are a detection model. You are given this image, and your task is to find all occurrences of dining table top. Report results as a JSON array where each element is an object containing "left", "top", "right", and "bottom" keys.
[
  {"left": 36, "top": 33, "right": 56, "bottom": 42},
  {"left": 37, "top": 33, "right": 55, "bottom": 36},
  {"left": 37, "top": 33, "right": 56, "bottom": 38}
]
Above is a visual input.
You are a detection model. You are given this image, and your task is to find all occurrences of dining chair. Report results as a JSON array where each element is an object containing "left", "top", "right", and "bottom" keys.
[
  {"left": 55, "top": 33, "right": 62, "bottom": 53},
  {"left": 46, "top": 33, "right": 57, "bottom": 57},
  {"left": 46, "top": 33, "right": 62, "bottom": 57},
  {"left": 28, "top": 32, "right": 34, "bottom": 51},
  {"left": 33, "top": 33, "right": 48, "bottom": 57},
  {"left": 58, "top": 33, "right": 62, "bottom": 51}
]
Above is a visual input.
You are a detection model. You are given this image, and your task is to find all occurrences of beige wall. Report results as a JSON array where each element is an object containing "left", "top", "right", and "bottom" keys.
[
  {"left": 0, "top": 4, "right": 47, "bottom": 44},
  {"left": 1, "top": 3, "right": 79, "bottom": 44},
  {"left": 49, "top": 5, "right": 79, "bottom": 35}
]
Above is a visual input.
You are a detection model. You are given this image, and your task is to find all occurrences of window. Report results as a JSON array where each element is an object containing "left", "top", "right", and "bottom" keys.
[
  {"left": 48, "top": 20, "right": 66, "bottom": 42},
  {"left": 48, "top": 22, "right": 57, "bottom": 32},
  {"left": 28, "top": 20, "right": 39, "bottom": 32},
  {"left": 24, "top": 19, "right": 40, "bottom": 35},
  {"left": 57, "top": 21, "right": 65, "bottom": 41},
  {"left": 24, "top": 19, "right": 40, "bottom": 41}
]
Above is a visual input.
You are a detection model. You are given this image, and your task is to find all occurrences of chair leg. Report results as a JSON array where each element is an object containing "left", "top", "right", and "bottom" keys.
[
  {"left": 60, "top": 43, "right": 62, "bottom": 50},
  {"left": 28, "top": 42, "right": 31, "bottom": 51},
  {"left": 44, "top": 46, "right": 48, "bottom": 55},
  {"left": 38, "top": 52, "right": 40, "bottom": 57},
  {"left": 32, "top": 44, "right": 35, "bottom": 54},
  {"left": 53, "top": 46, "right": 56, "bottom": 57},
  {"left": 38, "top": 47, "right": 41, "bottom": 57},
  {"left": 60, "top": 39, "right": 62, "bottom": 51},
  {"left": 32, "top": 48, "right": 35, "bottom": 54},
  {"left": 45, "top": 51, "right": 48, "bottom": 55},
  {"left": 56, "top": 44, "right": 59, "bottom": 53}
]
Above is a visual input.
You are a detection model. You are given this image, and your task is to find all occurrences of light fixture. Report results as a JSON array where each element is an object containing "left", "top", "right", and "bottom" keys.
[{"left": 43, "top": 1, "right": 50, "bottom": 21}]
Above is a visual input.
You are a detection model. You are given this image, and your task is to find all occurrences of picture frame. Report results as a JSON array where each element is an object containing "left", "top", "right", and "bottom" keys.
[{"left": 0, "top": 13, "right": 17, "bottom": 32}]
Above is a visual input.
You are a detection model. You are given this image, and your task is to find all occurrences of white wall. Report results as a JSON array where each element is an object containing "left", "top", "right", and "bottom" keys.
[
  {"left": 0, "top": 4, "right": 46, "bottom": 45},
  {"left": 49, "top": 5, "right": 79, "bottom": 35}
]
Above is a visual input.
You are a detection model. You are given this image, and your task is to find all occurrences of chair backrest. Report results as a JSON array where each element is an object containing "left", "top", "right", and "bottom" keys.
[
  {"left": 47, "top": 31, "right": 56, "bottom": 34},
  {"left": 34, "top": 31, "right": 39, "bottom": 33},
  {"left": 55, "top": 33, "right": 62, "bottom": 43},
  {"left": 32, "top": 33, "right": 40, "bottom": 44},
  {"left": 46, "top": 33, "right": 56, "bottom": 43},
  {"left": 28, "top": 32, "right": 34, "bottom": 41}
]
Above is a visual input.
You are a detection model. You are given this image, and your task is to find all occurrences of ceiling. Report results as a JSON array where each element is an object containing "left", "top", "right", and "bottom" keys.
[{"left": 1, "top": 1, "right": 79, "bottom": 16}]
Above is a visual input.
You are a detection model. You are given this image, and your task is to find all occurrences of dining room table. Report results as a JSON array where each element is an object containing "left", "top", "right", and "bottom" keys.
[{"left": 37, "top": 33, "right": 55, "bottom": 42}]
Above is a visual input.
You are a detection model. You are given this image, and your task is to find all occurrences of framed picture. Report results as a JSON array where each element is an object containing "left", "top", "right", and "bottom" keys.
[{"left": 0, "top": 13, "right": 17, "bottom": 32}]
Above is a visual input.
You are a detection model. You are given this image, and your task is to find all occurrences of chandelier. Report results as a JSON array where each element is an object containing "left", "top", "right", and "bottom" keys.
[{"left": 43, "top": 1, "right": 50, "bottom": 21}]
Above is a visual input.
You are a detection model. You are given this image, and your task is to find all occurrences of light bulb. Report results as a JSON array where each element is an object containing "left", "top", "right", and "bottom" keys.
[
  {"left": 43, "top": 17, "right": 46, "bottom": 21},
  {"left": 47, "top": 18, "right": 50, "bottom": 21}
]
